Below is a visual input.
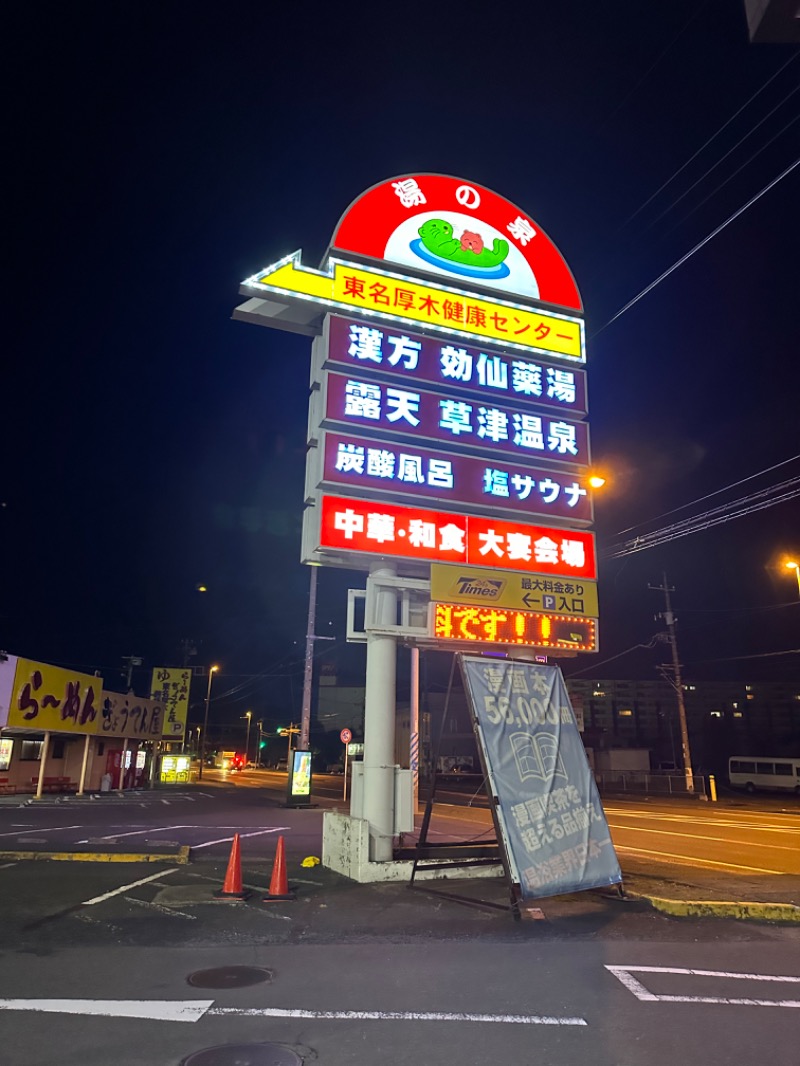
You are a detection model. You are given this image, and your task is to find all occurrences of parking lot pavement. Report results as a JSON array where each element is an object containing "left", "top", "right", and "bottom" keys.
[{"left": 1, "top": 785, "right": 798, "bottom": 923}]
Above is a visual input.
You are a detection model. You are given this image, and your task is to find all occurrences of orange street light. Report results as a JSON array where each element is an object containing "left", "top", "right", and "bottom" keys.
[
  {"left": 786, "top": 561, "right": 800, "bottom": 598},
  {"left": 588, "top": 475, "right": 606, "bottom": 489}
]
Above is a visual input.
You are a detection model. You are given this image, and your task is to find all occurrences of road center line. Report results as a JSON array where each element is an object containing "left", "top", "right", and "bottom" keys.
[
  {"left": 606, "top": 821, "right": 800, "bottom": 853},
  {"left": 0, "top": 999, "right": 588, "bottom": 1026},
  {"left": 612, "top": 844, "right": 785, "bottom": 875},
  {"left": 82, "top": 868, "right": 179, "bottom": 906},
  {"left": 211, "top": 1006, "right": 588, "bottom": 1025}
]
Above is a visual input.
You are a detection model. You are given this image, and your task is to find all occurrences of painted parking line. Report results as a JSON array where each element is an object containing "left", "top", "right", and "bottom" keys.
[
  {"left": 0, "top": 825, "right": 83, "bottom": 839},
  {"left": 191, "top": 827, "right": 289, "bottom": 850},
  {"left": 75, "top": 825, "right": 265, "bottom": 844},
  {"left": 82, "top": 869, "right": 180, "bottom": 906},
  {"left": 79, "top": 825, "right": 196, "bottom": 843},
  {"left": 0, "top": 998, "right": 588, "bottom": 1026},
  {"left": 606, "top": 966, "right": 800, "bottom": 1007}
]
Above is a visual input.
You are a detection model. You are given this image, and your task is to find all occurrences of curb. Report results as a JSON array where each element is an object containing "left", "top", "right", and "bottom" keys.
[
  {"left": 629, "top": 892, "right": 800, "bottom": 922},
  {"left": 0, "top": 846, "right": 191, "bottom": 865}
]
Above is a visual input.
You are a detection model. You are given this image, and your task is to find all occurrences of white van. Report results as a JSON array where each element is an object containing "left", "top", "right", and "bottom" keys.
[{"left": 728, "top": 756, "right": 800, "bottom": 794}]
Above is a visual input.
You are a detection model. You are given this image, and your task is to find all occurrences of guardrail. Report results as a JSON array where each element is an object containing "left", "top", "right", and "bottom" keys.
[{"left": 594, "top": 770, "right": 707, "bottom": 798}]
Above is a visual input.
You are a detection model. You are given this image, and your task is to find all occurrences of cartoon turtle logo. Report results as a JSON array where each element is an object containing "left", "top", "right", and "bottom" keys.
[{"left": 410, "top": 218, "right": 511, "bottom": 280}]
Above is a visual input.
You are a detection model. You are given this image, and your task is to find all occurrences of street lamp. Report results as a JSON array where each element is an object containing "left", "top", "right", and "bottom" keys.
[
  {"left": 242, "top": 711, "right": 252, "bottom": 766},
  {"left": 785, "top": 561, "right": 800, "bottom": 598},
  {"left": 198, "top": 664, "right": 219, "bottom": 781},
  {"left": 278, "top": 723, "right": 300, "bottom": 769}
]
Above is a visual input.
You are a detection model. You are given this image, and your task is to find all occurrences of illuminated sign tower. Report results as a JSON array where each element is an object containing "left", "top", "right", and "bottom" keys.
[{"left": 234, "top": 174, "right": 598, "bottom": 870}]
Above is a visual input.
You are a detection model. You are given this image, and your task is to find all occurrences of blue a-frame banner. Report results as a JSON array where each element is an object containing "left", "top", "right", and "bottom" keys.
[{"left": 461, "top": 655, "right": 622, "bottom": 899}]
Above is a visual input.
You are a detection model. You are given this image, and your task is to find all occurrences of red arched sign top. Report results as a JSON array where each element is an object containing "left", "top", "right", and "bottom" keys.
[{"left": 328, "top": 173, "right": 582, "bottom": 313}]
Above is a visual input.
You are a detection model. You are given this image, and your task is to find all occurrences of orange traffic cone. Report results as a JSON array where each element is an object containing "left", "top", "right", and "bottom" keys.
[
  {"left": 262, "top": 835, "right": 295, "bottom": 901},
  {"left": 214, "top": 833, "right": 251, "bottom": 900}
]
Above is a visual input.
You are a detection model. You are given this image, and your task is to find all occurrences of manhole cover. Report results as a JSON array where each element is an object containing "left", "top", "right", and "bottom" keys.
[
  {"left": 183, "top": 1043, "right": 302, "bottom": 1066},
  {"left": 187, "top": 966, "right": 272, "bottom": 989}
]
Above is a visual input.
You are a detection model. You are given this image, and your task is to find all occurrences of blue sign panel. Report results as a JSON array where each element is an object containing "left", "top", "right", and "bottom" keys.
[{"left": 460, "top": 656, "right": 621, "bottom": 899}]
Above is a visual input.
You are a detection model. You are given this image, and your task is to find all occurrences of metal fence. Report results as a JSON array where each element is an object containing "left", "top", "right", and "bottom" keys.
[{"left": 594, "top": 770, "right": 707, "bottom": 798}]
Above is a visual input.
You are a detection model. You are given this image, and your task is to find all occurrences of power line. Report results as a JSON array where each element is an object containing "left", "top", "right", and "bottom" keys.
[
  {"left": 622, "top": 54, "right": 798, "bottom": 226},
  {"left": 563, "top": 636, "right": 662, "bottom": 678},
  {"left": 644, "top": 85, "right": 799, "bottom": 232},
  {"left": 612, "top": 454, "right": 799, "bottom": 538},
  {"left": 591, "top": 1, "right": 713, "bottom": 141},
  {"left": 604, "top": 480, "right": 800, "bottom": 558},
  {"left": 592, "top": 157, "right": 799, "bottom": 338},
  {"left": 686, "top": 648, "right": 800, "bottom": 665}
]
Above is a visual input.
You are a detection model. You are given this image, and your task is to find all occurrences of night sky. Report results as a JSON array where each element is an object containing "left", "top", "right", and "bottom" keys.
[{"left": 4, "top": 2, "right": 799, "bottom": 731}]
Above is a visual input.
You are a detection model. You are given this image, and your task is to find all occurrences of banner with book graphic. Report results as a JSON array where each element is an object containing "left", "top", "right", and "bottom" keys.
[{"left": 461, "top": 655, "right": 621, "bottom": 899}]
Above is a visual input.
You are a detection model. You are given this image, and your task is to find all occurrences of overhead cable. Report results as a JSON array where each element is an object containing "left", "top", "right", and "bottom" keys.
[
  {"left": 604, "top": 481, "right": 800, "bottom": 559},
  {"left": 623, "top": 54, "right": 798, "bottom": 226},
  {"left": 612, "top": 454, "right": 799, "bottom": 538},
  {"left": 645, "top": 85, "right": 799, "bottom": 231},
  {"left": 591, "top": 157, "right": 799, "bottom": 338}
]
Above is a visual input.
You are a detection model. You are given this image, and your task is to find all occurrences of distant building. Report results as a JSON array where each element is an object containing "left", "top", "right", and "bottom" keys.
[
  {"left": 315, "top": 673, "right": 800, "bottom": 780},
  {"left": 567, "top": 678, "right": 800, "bottom": 777}
]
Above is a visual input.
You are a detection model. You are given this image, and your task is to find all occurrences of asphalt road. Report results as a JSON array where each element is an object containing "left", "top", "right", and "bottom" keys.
[
  {"left": 0, "top": 781, "right": 798, "bottom": 1065},
  {"left": 1, "top": 771, "right": 798, "bottom": 876}
]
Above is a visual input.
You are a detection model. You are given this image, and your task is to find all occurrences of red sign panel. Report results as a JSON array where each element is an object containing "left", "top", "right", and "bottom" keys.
[
  {"left": 329, "top": 174, "right": 583, "bottom": 312},
  {"left": 321, "top": 432, "right": 593, "bottom": 524},
  {"left": 318, "top": 495, "right": 597, "bottom": 579},
  {"left": 323, "top": 315, "right": 588, "bottom": 418},
  {"left": 323, "top": 371, "right": 590, "bottom": 469}
]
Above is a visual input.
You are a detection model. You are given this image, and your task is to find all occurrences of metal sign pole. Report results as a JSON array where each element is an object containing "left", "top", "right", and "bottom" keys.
[{"left": 362, "top": 564, "right": 398, "bottom": 862}]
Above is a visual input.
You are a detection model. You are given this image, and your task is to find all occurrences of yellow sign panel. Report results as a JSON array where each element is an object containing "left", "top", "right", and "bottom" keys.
[
  {"left": 7, "top": 658, "right": 103, "bottom": 733},
  {"left": 95, "top": 691, "right": 167, "bottom": 740},
  {"left": 160, "top": 754, "right": 191, "bottom": 784},
  {"left": 150, "top": 668, "right": 191, "bottom": 738},
  {"left": 244, "top": 253, "right": 584, "bottom": 362},
  {"left": 431, "top": 564, "right": 599, "bottom": 618}
]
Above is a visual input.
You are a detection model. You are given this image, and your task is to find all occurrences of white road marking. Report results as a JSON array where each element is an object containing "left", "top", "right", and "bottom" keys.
[
  {"left": 191, "top": 827, "right": 288, "bottom": 850},
  {"left": 0, "top": 862, "right": 18, "bottom": 869},
  {"left": 613, "top": 844, "right": 785, "bottom": 875},
  {"left": 0, "top": 999, "right": 212, "bottom": 1022},
  {"left": 87, "top": 825, "right": 193, "bottom": 842},
  {"left": 607, "top": 821, "right": 800, "bottom": 853},
  {"left": 0, "top": 825, "right": 83, "bottom": 838},
  {"left": 605, "top": 810, "right": 800, "bottom": 834},
  {"left": 123, "top": 896, "right": 197, "bottom": 920},
  {"left": 0, "top": 999, "right": 587, "bottom": 1026},
  {"left": 606, "top": 966, "right": 800, "bottom": 1007},
  {"left": 211, "top": 1006, "right": 587, "bottom": 1025},
  {"left": 82, "top": 868, "right": 179, "bottom": 906}
]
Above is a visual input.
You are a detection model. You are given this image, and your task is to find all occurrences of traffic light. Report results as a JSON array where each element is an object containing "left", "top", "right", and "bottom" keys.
[{"left": 259, "top": 740, "right": 267, "bottom": 749}]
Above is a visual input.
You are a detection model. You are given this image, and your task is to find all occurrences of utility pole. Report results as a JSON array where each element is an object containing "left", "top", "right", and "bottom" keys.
[
  {"left": 650, "top": 573, "right": 694, "bottom": 792},
  {"left": 180, "top": 639, "right": 197, "bottom": 668},
  {"left": 121, "top": 655, "right": 143, "bottom": 692}
]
